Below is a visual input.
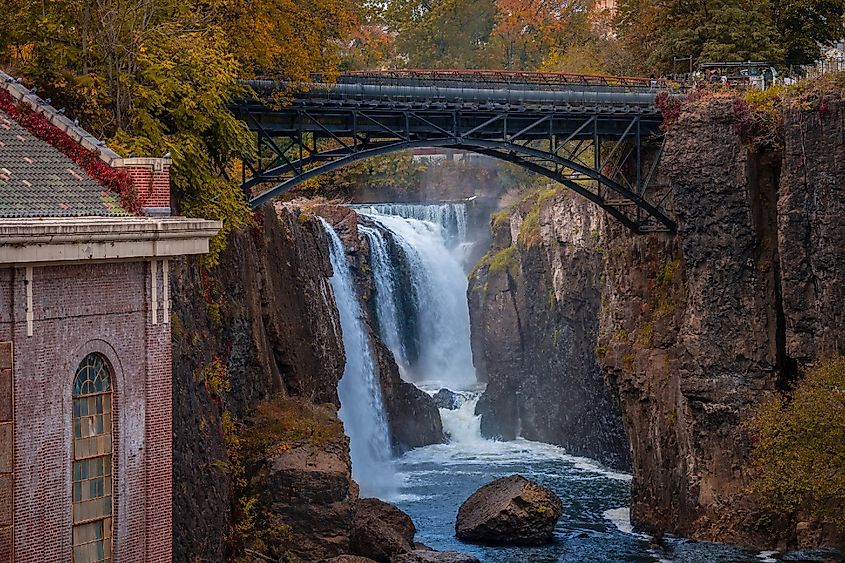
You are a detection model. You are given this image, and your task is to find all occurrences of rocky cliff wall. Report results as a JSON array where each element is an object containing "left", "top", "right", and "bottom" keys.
[
  {"left": 598, "top": 97, "right": 786, "bottom": 545},
  {"left": 171, "top": 202, "right": 441, "bottom": 562},
  {"left": 468, "top": 94, "right": 845, "bottom": 548},
  {"left": 468, "top": 189, "right": 631, "bottom": 470},
  {"left": 171, "top": 203, "right": 348, "bottom": 561}
]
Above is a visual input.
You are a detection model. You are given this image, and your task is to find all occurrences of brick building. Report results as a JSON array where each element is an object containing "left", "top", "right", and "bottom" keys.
[{"left": 0, "top": 73, "right": 221, "bottom": 562}]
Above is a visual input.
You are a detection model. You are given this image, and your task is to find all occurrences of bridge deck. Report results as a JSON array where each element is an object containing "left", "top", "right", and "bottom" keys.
[{"left": 232, "top": 72, "right": 676, "bottom": 233}]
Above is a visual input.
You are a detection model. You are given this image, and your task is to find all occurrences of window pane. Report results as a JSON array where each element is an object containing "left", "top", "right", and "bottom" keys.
[{"left": 72, "top": 354, "right": 114, "bottom": 563}]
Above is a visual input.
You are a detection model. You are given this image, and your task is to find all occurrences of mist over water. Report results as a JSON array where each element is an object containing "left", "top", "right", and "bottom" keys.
[{"left": 321, "top": 218, "right": 397, "bottom": 498}]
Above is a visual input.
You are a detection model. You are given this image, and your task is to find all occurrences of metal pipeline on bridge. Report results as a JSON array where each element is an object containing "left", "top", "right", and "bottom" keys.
[{"left": 242, "top": 80, "right": 672, "bottom": 107}]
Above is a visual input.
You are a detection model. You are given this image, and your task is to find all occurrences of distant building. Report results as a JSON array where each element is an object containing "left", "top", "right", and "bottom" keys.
[{"left": 0, "top": 73, "right": 220, "bottom": 563}]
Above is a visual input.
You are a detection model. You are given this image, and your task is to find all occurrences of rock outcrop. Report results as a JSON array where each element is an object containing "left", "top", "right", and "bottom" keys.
[
  {"left": 171, "top": 202, "right": 346, "bottom": 562},
  {"left": 171, "top": 202, "right": 439, "bottom": 561},
  {"left": 373, "top": 339, "right": 445, "bottom": 452},
  {"left": 392, "top": 551, "right": 481, "bottom": 563},
  {"left": 455, "top": 474, "right": 563, "bottom": 545},
  {"left": 468, "top": 191, "right": 631, "bottom": 470},
  {"left": 432, "top": 388, "right": 465, "bottom": 410},
  {"left": 351, "top": 498, "right": 417, "bottom": 562}
]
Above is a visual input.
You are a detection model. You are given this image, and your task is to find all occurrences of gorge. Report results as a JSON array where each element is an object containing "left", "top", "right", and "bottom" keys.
[{"left": 170, "top": 91, "right": 845, "bottom": 562}]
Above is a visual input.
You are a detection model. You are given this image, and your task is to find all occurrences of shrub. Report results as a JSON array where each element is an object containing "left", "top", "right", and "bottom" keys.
[{"left": 750, "top": 357, "right": 845, "bottom": 528}]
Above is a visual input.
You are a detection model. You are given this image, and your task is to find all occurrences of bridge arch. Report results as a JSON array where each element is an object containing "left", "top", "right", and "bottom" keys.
[{"left": 233, "top": 72, "right": 677, "bottom": 233}]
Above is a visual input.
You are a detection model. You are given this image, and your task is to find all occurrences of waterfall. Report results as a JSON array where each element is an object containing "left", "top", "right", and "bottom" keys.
[
  {"left": 354, "top": 203, "right": 468, "bottom": 247},
  {"left": 320, "top": 218, "right": 396, "bottom": 497},
  {"left": 358, "top": 204, "right": 476, "bottom": 390},
  {"left": 359, "top": 225, "right": 412, "bottom": 373}
]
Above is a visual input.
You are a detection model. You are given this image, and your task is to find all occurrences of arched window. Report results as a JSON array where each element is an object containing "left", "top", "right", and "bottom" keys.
[{"left": 71, "top": 353, "right": 113, "bottom": 563}]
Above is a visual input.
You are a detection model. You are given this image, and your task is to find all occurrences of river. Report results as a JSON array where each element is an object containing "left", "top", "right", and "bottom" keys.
[{"left": 323, "top": 203, "right": 840, "bottom": 563}]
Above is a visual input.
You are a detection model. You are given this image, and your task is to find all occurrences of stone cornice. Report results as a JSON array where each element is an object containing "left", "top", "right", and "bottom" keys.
[{"left": 0, "top": 216, "right": 222, "bottom": 264}]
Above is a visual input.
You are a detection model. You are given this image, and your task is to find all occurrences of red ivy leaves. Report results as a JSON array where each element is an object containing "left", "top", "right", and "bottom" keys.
[
  {"left": 0, "top": 88, "right": 139, "bottom": 213},
  {"left": 655, "top": 91, "right": 683, "bottom": 129}
]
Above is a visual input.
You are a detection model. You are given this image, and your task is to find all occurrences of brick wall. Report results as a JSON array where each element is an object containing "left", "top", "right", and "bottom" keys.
[
  {"left": 0, "top": 341, "right": 12, "bottom": 563},
  {"left": 0, "top": 260, "right": 173, "bottom": 563},
  {"left": 116, "top": 159, "right": 171, "bottom": 214}
]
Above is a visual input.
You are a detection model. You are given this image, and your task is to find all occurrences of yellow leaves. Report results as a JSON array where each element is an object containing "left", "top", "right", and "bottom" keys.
[{"left": 750, "top": 357, "right": 845, "bottom": 528}]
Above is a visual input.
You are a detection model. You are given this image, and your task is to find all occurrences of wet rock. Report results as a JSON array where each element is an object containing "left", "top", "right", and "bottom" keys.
[
  {"left": 455, "top": 474, "right": 563, "bottom": 545},
  {"left": 373, "top": 339, "right": 445, "bottom": 453},
  {"left": 432, "top": 388, "right": 465, "bottom": 410},
  {"left": 323, "top": 556, "right": 379, "bottom": 563},
  {"left": 392, "top": 550, "right": 481, "bottom": 563},
  {"left": 351, "top": 498, "right": 416, "bottom": 562}
]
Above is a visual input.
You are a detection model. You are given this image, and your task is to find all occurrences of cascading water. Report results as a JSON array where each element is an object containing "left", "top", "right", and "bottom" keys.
[
  {"left": 320, "top": 218, "right": 396, "bottom": 498},
  {"left": 322, "top": 205, "right": 804, "bottom": 561},
  {"left": 357, "top": 204, "right": 476, "bottom": 389},
  {"left": 358, "top": 225, "right": 411, "bottom": 372},
  {"left": 355, "top": 203, "right": 468, "bottom": 246}
]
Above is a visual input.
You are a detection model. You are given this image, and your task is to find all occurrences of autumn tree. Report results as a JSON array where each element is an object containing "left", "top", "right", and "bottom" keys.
[
  {"left": 384, "top": 0, "right": 497, "bottom": 68},
  {"left": 614, "top": 0, "right": 845, "bottom": 73},
  {"left": 491, "top": 0, "right": 591, "bottom": 70}
]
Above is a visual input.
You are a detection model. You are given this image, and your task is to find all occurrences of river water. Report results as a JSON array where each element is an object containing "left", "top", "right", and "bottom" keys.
[{"left": 325, "top": 204, "right": 841, "bottom": 563}]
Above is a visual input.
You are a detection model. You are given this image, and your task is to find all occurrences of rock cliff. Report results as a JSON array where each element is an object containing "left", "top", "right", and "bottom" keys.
[
  {"left": 468, "top": 94, "right": 845, "bottom": 548},
  {"left": 468, "top": 190, "right": 631, "bottom": 470},
  {"left": 171, "top": 202, "right": 440, "bottom": 562}
]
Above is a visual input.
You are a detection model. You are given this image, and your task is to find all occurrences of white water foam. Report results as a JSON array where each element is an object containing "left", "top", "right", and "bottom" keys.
[
  {"left": 358, "top": 207, "right": 477, "bottom": 390},
  {"left": 321, "top": 218, "right": 397, "bottom": 498}
]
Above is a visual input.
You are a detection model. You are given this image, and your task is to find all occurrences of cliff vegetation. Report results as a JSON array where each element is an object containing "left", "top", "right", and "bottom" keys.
[{"left": 751, "top": 357, "right": 845, "bottom": 530}]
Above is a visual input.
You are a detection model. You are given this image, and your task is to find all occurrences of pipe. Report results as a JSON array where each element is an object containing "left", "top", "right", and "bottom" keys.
[{"left": 242, "top": 80, "right": 668, "bottom": 107}]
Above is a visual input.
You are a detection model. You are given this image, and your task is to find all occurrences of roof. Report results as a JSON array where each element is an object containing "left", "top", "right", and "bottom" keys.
[{"left": 0, "top": 108, "right": 128, "bottom": 218}]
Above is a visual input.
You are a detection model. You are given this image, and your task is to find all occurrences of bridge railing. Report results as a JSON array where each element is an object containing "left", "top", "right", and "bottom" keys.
[{"left": 332, "top": 69, "right": 684, "bottom": 93}]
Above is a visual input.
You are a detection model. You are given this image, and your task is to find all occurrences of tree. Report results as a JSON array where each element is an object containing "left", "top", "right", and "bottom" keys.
[
  {"left": 614, "top": 0, "right": 845, "bottom": 73},
  {"left": 491, "top": 0, "right": 591, "bottom": 70},
  {"left": 750, "top": 357, "right": 845, "bottom": 529},
  {"left": 384, "top": 0, "right": 497, "bottom": 68}
]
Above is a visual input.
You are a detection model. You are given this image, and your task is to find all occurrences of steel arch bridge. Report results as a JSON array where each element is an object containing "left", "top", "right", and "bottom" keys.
[{"left": 232, "top": 70, "right": 678, "bottom": 233}]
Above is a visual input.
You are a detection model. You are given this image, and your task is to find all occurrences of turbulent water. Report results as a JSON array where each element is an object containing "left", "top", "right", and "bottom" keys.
[
  {"left": 357, "top": 204, "right": 476, "bottom": 389},
  {"left": 392, "top": 392, "right": 841, "bottom": 563},
  {"left": 327, "top": 204, "right": 841, "bottom": 562},
  {"left": 322, "top": 218, "right": 396, "bottom": 498}
]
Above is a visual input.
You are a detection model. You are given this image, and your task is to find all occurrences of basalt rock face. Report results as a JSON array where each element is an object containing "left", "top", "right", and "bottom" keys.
[
  {"left": 468, "top": 191, "right": 631, "bottom": 470},
  {"left": 455, "top": 474, "right": 563, "bottom": 545},
  {"left": 373, "top": 338, "right": 446, "bottom": 453},
  {"left": 171, "top": 202, "right": 347, "bottom": 562},
  {"left": 778, "top": 100, "right": 845, "bottom": 363},
  {"left": 596, "top": 96, "right": 844, "bottom": 546}
]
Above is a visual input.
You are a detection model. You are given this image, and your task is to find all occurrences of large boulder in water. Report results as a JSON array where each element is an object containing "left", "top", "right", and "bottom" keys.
[
  {"left": 351, "top": 498, "right": 416, "bottom": 562},
  {"left": 455, "top": 475, "right": 563, "bottom": 545}
]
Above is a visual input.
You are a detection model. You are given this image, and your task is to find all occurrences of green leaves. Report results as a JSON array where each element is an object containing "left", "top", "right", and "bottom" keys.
[
  {"left": 615, "top": 0, "right": 845, "bottom": 73},
  {"left": 750, "top": 357, "right": 845, "bottom": 528}
]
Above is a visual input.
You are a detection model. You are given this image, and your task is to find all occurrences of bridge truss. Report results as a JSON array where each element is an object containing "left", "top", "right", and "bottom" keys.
[{"left": 233, "top": 74, "right": 676, "bottom": 233}]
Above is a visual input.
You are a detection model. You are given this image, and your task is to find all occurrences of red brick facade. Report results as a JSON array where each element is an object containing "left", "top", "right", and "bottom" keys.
[
  {"left": 0, "top": 260, "right": 173, "bottom": 562},
  {"left": 117, "top": 160, "right": 172, "bottom": 213}
]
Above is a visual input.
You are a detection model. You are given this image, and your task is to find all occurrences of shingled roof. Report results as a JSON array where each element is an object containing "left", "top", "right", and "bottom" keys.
[{"left": 0, "top": 108, "right": 127, "bottom": 218}]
